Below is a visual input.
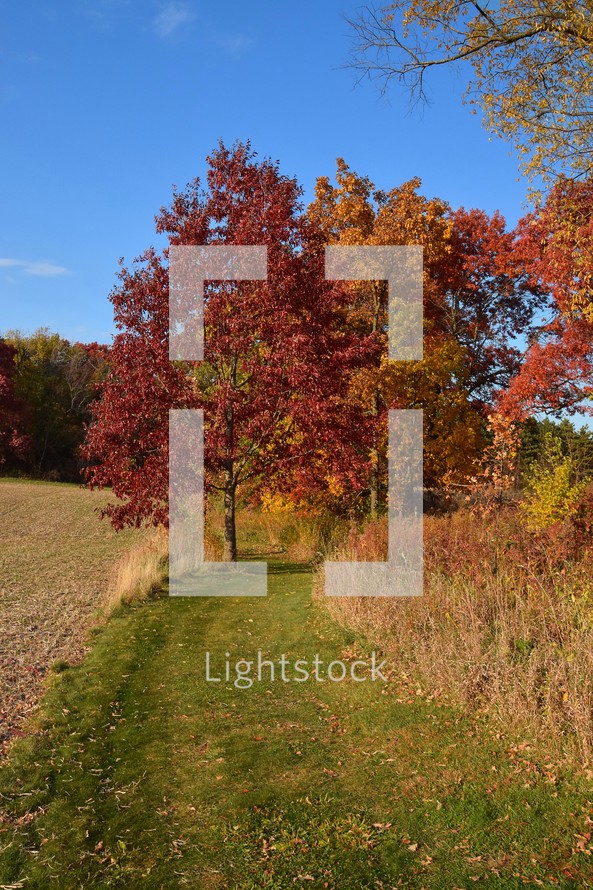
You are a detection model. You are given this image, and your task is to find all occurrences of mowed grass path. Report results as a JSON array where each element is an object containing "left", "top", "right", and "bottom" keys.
[{"left": 2, "top": 548, "right": 593, "bottom": 888}]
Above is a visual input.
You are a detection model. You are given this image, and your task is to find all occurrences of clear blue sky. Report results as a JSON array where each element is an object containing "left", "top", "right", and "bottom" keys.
[{"left": 1, "top": 0, "right": 528, "bottom": 344}]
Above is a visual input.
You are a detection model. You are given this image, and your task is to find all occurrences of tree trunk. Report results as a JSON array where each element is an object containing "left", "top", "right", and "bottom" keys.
[
  {"left": 223, "top": 393, "right": 237, "bottom": 562},
  {"left": 369, "top": 386, "right": 380, "bottom": 519},
  {"left": 369, "top": 282, "right": 382, "bottom": 518},
  {"left": 223, "top": 473, "right": 237, "bottom": 562},
  {"left": 369, "top": 450, "right": 378, "bottom": 519}
]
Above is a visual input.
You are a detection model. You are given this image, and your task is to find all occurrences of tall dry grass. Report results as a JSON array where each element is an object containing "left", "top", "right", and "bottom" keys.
[
  {"left": 106, "top": 528, "right": 169, "bottom": 610},
  {"left": 317, "top": 509, "right": 593, "bottom": 762},
  {"left": 204, "top": 505, "right": 344, "bottom": 563}
]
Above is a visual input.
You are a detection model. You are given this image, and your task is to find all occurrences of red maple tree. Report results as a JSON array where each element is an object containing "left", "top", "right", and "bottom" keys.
[
  {"left": 84, "top": 142, "right": 369, "bottom": 559},
  {"left": 434, "top": 207, "right": 545, "bottom": 407},
  {"left": 498, "top": 178, "right": 593, "bottom": 420}
]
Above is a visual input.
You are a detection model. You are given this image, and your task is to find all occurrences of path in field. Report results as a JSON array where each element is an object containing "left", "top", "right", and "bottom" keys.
[{"left": 1, "top": 560, "right": 592, "bottom": 888}]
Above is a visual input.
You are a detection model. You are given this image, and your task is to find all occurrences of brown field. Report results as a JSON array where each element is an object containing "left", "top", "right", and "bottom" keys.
[{"left": 0, "top": 479, "right": 145, "bottom": 752}]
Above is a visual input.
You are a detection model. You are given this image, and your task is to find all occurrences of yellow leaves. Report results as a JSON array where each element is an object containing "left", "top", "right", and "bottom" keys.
[
  {"left": 375, "top": 336, "right": 485, "bottom": 488},
  {"left": 569, "top": 292, "right": 593, "bottom": 323},
  {"left": 308, "top": 159, "right": 377, "bottom": 244},
  {"left": 373, "top": 180, "right": 451, "bottom": 264},
  {"left": 351, "top": 0, "right": 593, "bottom": 184},
  {"left": 308, "top": 159, "right": 452, "bottom": 258},
  {"left": 260, "top": 490, "right": 296, "bottom": 514},
  {"left": 465, "top": 412, "right": 522, "bottom": 515},
  {"left": 326, "top": 474, "right": 344, "bottom": 498},
  {"left": 520, "top": 432, "right": 587, "bottom": 530}
]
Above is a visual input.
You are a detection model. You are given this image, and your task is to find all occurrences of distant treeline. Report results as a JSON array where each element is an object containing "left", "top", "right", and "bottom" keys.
[
  {"left": 1, "top": 327, "right": 593, "bottom": 488},
  {"left": 0, "top": 329, "right": 109, "bottom": 482},
  {"left": 518, "top": 417, "right": 593, "bottom": 484}
]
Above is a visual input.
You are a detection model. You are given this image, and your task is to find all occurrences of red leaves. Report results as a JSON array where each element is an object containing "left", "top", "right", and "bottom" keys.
[
  {"left": 499, "top": 317, "right": 593, "bottom": 419},
  {"left": 84, "top": 250, "right": 188, "bottom": 528},
  {"left": 435, "top": 206, "right": 544, "bottom": 402},
  {"left": 0, "top": 338, "right": 28, "bottom": 467},
  {"left": 501, "top": 178, "right": 593, "bottom": 420},
  {"left": 84, "top": 144, "right": 593, "bottom": 527},
  {"left": 84, "top": 142, "right": 369, "bottom": 528}
]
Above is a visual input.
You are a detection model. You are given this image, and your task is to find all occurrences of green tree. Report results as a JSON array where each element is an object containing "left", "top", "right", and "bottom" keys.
[
  {"left": 519, "top": 418, "right": 593, "bottom": 486},
  {"left": 5, "top": 329, "right": 106, "bottom": 479}
]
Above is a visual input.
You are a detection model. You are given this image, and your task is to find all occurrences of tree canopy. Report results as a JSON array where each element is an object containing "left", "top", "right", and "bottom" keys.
[
  {"left": 349, "top": 1, "right": 593, "bottom": 184},
  {"left": 84, "top": 143, "right": 369, "bottom": 559},
  {"left": 498, "top": 178, "right": 593, "bottom": 418}
]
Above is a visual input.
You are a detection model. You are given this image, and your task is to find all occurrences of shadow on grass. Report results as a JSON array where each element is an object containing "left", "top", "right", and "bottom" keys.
[{"left": 267, "top": 561, "right": 311, "bottom": 575}]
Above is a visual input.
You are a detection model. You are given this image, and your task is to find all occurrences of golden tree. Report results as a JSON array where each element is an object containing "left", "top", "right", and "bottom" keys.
[
  {"left": 308, "top": 160, "right": 489, "bottom": 508},
  {"left": 349, "top": 1, "right": 593, "bottom": 184}
]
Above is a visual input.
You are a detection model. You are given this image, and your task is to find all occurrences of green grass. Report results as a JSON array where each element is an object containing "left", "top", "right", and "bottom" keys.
[{"left": 1, "top": 559, "right": 593, "bottom": 887}]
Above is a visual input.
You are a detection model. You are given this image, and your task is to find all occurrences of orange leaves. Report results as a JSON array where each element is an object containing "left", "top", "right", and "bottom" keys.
[
  {"left": 377, "top": 337, "right": 485, "bottom": 488},
  {"left": 467, "top": 412, "right": 521, "bottom": 515},
  {"left": 501, "top": 179, "right": 593, "bottom": 420}
]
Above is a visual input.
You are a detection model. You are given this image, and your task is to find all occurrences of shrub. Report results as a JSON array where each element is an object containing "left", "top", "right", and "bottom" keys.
[{"left": 521, "top": 432, "right": 587, "bottom": 530}]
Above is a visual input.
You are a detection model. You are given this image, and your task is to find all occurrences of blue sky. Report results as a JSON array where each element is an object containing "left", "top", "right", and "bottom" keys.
[{"left": 1, "top": 0, "right": 529, "bottom": 344}]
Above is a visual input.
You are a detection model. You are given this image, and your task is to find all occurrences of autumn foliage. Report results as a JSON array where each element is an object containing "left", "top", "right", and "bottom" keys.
[
  {"left": 0, "top": 339, "right": 27, "bottom": 467},
  {"left": 308, "top": 159, "right": 541, "bottom": 496},
  {"left": 84, "top": 143, "right": 371, "bottom": 557},
  {"left": 349, "top": 0, "right": 593, "bottom": 184},
  {"left": 499, "top": 178, "right": 593, "bottom": 420},
  {"left": 2, "top": 142, "right": 590, "bottom": 560}
]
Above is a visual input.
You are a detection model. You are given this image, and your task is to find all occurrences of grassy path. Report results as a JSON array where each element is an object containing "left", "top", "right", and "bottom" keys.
[{"left": 1, "top": 562, "right": 592, "bottom": 888}]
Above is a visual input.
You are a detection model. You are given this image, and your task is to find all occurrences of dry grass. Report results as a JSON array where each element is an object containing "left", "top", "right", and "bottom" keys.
[
  {"left": 204, "top": 503, "right": 343, "bottom": 563},
  {"left": 317, "top": 510, "right": 593, "bottom": 764},
  {"left": 0, "top": 479, "right": 148, "bottom": 751},
  {"left": 106, "top": 527, "right": 168, "bottom": 610}
]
